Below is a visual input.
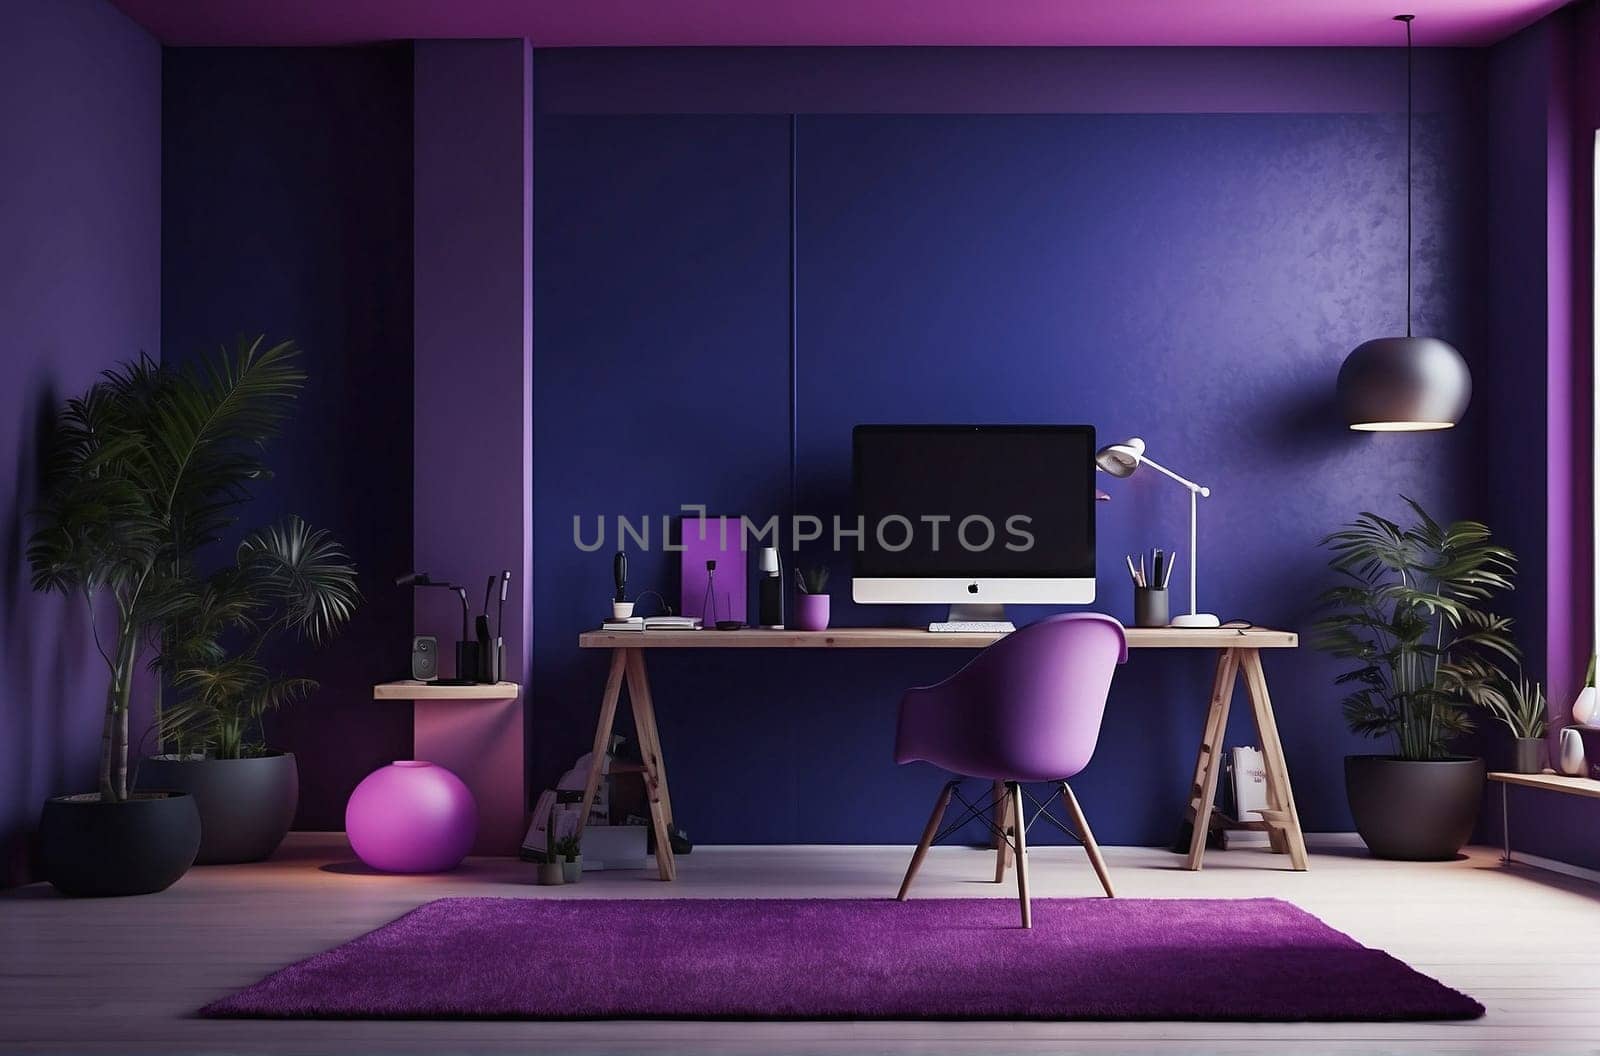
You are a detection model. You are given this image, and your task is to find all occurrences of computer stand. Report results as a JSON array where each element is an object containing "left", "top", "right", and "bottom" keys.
[{"left": 929, "top": 603, "right": 1015, "bottom": 633}]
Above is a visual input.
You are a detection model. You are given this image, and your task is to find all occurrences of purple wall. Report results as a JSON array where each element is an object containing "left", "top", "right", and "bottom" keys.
[
  {"left": 1487, "top": 2, "right": 1600, "bottom": 873},
  {"left": 531, "top": 49, "right": 1492, "bottom": 845},
  {"left": 413, "top": 40, "right": 533, "bottom": 854},
  {"left": 0, "top": 0, "right": 161, "bottom": 886},
  {"left": 20, "top": 30, "right": 1582, "bottom": 858},
  {"left": 161, "top": 45, "right": 416, "bottom": 830}
]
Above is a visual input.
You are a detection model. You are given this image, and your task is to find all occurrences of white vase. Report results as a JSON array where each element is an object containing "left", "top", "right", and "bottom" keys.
[
  {"left": 1574, "top": 686, "right": 1600, "bottom": 726},
  {"left": 1558, "top": 728, "right": 1587, "bottom": 777}
]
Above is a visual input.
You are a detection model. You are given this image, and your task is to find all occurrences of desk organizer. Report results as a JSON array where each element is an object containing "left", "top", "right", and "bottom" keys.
[{"left": 1134, "top": 587, "right": 1169, "bottom": 628}]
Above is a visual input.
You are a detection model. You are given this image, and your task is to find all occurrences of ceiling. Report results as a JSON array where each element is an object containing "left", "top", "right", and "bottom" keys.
[{"left": 113, "top": 0, "right": 1570, "bottom": 48}]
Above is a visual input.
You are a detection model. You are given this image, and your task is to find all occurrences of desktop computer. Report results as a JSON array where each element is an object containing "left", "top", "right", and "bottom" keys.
[{"left": 851, "top": 425, "right": 1096, "bottom": 632}]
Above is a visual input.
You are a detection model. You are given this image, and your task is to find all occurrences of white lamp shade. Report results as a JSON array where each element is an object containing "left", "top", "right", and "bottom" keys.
[{"left": 1094, "top": 437, "right": 1145, "bottom": 477}]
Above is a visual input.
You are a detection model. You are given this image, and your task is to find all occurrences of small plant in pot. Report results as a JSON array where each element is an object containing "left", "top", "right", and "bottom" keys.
[
  {"left": 1478, "top": 673, "right": 1548, "bottom": 775},
  {"left": 27, "top": 337, "right": 354, "bottom": 892},
  {"left": 794, "top": 565, "right": 831, "bottom": 632},
  {"left": 538, "top": 819, "right": 564, "bottom": 886},
  {"left": 556, "top": 835, "right": 582, "bottom": 883},
  {"left": 1316, "top": 497, "right": 1517, "bottom": 861}
]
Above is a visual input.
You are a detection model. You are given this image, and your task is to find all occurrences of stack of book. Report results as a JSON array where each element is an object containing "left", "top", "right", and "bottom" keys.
[{"left": 600, "top": 614, "right": 702, "bottom": 632}]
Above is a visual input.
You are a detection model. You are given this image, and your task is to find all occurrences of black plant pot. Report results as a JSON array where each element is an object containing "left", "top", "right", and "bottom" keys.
[
  {"left": 39, "top": 791, "right": 201, "bottom": 897},
  {"left": 1512, "top": 738, "right": 1545, "bottom": 775},
  {"left": 1345, "top": 754, "right": 1484, "bottom": 861},
  {"left": 136, "top": 752, "right": 298, "bottom": 864}
]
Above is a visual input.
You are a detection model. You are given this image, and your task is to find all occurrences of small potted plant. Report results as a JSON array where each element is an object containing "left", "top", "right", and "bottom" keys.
[
  {"left": 538, "top": 819, "right": 564, "bottom": 886},
  {"left": 794, "top": 565, "right": 831, "bottom": 632},
  {"left": 556, "top": 835, "right": 582, "bottom": 883},
  {"left": 1480, "top": 673, "right": 1548, "bottom": 774}
]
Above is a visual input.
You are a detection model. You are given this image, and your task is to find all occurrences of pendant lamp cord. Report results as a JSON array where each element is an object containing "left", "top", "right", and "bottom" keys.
[{"left": 1399, "top": 13, "right": 1414, "bottom": 337}]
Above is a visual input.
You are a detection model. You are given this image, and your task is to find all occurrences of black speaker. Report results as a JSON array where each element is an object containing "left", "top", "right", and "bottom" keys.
[{"left": 411, "top": 635, "right": 439, "bottom": 681}]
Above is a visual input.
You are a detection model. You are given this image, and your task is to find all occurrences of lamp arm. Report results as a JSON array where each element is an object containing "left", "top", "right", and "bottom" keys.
[
  {"left": 1189, "top": 488, "right": 1199, "bottom": 617},
  {"left": 1137, "top": 454, "right": 1211, "bottom": 497}
]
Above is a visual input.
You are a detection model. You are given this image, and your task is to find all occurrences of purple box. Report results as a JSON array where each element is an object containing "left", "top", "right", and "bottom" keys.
[{"left": 679, "top": 515, "right": 746, "bottom": 625}]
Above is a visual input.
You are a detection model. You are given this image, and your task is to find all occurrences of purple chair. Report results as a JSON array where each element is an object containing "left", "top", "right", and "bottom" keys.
[{"left": 894, "top": 613, "right": 1127, "bottom": 928}]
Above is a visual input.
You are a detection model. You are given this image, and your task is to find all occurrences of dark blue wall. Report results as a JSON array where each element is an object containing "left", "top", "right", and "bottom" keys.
[
  {"left": 162, "top": 46, "right": 415, "bottom": 829},
  {"left": 532, "top": 88, "right": 1490, "bottom": 844}
]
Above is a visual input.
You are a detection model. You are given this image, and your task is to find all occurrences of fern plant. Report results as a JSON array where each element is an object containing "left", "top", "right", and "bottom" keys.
[
  {"left": 1314, "top": 497, "right": 1518, "bottom": 761},
  {"left": 27, "top": 337, "right": 359, "bottom": 796}
]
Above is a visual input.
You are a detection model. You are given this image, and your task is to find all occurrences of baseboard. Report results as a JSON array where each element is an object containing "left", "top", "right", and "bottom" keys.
[{"left": 1504, "top": 849, "right": 1600, "bottom": 886}]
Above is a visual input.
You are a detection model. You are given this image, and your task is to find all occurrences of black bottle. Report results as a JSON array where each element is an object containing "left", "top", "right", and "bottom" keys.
[{"left": 757, "top": 547, "right": 784, "bottom": 629}]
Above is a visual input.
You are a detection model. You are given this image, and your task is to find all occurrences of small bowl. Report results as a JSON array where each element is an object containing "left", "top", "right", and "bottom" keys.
[{"left": 612, "top": 602, "right": 635, "bottom": 620}]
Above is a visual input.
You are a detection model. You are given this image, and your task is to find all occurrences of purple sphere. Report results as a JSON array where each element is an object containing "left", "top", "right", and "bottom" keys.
[{"left": 346, "top": 761, "right": 477, "bottom": 873}]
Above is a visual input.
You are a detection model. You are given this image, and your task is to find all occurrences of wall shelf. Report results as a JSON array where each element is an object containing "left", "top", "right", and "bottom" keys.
[
  {"left": 1488, "top": 771, "right": 1600, "bottom": 800},
  {"left": 372, "top": 680, "right": 520, "bottom": 702}
]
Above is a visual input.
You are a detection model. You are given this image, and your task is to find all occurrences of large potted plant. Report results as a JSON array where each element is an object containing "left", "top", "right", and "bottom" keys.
[
  {"left": 138, "top": 515, "right": 358, "bottom": 863},
  {"left": 1316, "top": 498, "right": 1517, "bottom": 861},
  {"left": 27, "top": 337, "right": 350, "bottom": 892}
]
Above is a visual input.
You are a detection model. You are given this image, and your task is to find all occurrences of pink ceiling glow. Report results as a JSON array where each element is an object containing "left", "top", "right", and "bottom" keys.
[{"left": 112, "top": 0, "right": 1569, "bottom": 48}]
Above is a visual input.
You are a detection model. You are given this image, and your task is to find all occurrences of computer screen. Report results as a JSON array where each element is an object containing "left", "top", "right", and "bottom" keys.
[{"left": 852, "top": 425, "right": 1095, "bottom": 581}]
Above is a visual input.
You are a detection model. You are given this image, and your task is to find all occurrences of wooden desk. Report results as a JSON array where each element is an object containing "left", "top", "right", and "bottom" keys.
[{"left": 574, "top": 626, "right": 1304, "bottom": 879}]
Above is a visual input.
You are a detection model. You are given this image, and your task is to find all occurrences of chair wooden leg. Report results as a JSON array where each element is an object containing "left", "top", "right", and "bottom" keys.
[
  {"left": 1062, "top": 782, "right": 1115, "bottom": 898},
  {"left": 897, "top": 781, "right": 955, "bottom": 901},
  {"left": 992, "top": 779, "right": 1012, "bottom": 880},
  {"left": 1010, "top": 782, "right": 1031, "bottom": 929}
]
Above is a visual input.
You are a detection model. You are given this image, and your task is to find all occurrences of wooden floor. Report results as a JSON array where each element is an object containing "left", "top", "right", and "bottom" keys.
[{"left": 3, "top": 834, "right": 1598, "bottom": 1054}]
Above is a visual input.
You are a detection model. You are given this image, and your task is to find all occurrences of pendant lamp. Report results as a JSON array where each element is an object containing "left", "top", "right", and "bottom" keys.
[{"left": 1336, "top": 14, "right": 1471, "bottom": 432}]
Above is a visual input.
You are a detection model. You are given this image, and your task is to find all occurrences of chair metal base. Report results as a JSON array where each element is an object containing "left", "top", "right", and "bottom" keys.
[{"left": 896, "top": 779, "right": 1114, "bottom": 929}]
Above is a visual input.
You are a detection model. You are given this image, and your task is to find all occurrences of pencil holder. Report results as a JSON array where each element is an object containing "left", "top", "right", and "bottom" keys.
[{"left": 1134, "top": 587, "right": 1169, "bottom": 628}]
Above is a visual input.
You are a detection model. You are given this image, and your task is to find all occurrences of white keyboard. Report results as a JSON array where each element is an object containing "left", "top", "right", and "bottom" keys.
[{"left": 928, "top": 621, "right": 1016, "bottom": 634}]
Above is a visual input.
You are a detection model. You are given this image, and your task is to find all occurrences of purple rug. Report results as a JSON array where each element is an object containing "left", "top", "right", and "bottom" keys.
[{"left": 202, "top": 897, "right": 1483, "bottom": 1021}]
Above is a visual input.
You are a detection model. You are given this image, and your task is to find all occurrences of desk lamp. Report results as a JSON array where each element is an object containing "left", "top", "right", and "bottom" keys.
[
  {"left": 396, "top": 572, "right": 478, "bottom": 684},
  {"left": 1094, "top": 437, "right": 1219, "bottom": 628}
]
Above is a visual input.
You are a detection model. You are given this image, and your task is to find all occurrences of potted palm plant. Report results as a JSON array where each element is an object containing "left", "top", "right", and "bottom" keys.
[
  {"left": 1316, "top": 498, "right": 1517, "bottom": 861},
  {"left": 137, "top": 515, "right": 358, "bottom": 863},
  {"left": 27, "top": 337, "right": 355, "bottom": 893}
]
